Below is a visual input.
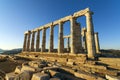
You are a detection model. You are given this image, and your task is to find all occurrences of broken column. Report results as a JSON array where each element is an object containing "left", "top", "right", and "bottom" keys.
[
  {"left": 23, "top": 33, "right": 27, "bottom": 51},
  {"left": 36, "top": 30, "right": 40, "bottom": 52},
  {"left": 41, "top": 28, "right": 46, "bottom": 52},
  {"left": 67, "top": 37, "right": 70, "bottom": 52},
  {"left": 82, "top": 28, "right": 87, "bottom": 52},
  {"left": 85, "top": 10, "right": 96, "bottom": 59},
  {"left": 31, "top": 31, "right": 35, "bottom": 51},
  {"left": 26, "top": 31, "right": 31, "bottom": 51},
  {"left": 94, "top": 32, "right": 100, "bottom": 53},
  {"left": 58, "top": 21, "right": 64, "bottom": 53},
  {"left": 70, "top": 17, "right": 82, "bottom": 54},
  {"left": 49, "top": 25, "right": 54, "bottom": 52}
]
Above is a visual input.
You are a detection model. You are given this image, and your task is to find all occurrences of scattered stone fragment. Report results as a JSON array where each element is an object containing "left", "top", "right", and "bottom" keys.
[
  {"left": 5, "top": 72, "right": 19, "bottom": 80},
  {"left": 106, "top": 75, "right": 120, "bottom": 80},
  {"left": 14, "top": 66, "right": 22, "bottom": 74},
  {"left": 31, "top": 72, "right": 50, "bottom": 80},
  {"left": 14, "top": 70, "right": 33, "bottom": 80},
  {"left": 74, "top": 71, "right": 104, "bottom": 80},
  {"left": 49, "top": 78, "right": 61, "bottom": 80}
]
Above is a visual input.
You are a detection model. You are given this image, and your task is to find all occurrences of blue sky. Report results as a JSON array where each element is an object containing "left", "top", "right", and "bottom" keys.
[{"left": 0, "top": 0, "right": 120, "bottom": 50}]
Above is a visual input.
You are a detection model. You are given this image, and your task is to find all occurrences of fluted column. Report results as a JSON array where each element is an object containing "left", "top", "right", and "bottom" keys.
[
  {"left": 85, "top": 10, "right": 96, "bottom": 59},
  {"left": 70, "top": 17, "right": 82, "bottom": 54},
  {"left": 49, "top": 25, "right": 54, "bottom": 52},
  {"left": 94, "top": 32, "right": 100, "bottom": 53},
  {"left": 82, "top": 28, "right": 87, "bottom": 52},
  {"left": 67, "top": 37, "right": 70, "bottom": 52},
  {"left": 41, "top": 28, "right": 46, "bottom": 52},
  {"left": 36, "top": 30, "right": 40, "bottom": 52},
  {"left": 23, "top": 33, "right": 27, "bottom": 51},
  {"left": 58, "top": 21, "right": 64, "bottom": 53},
  {"left": 31, "top": 31, "right": 35, "bottom": 51},
  {"left": 26, "top": 31, "right": 31, "bottom": 51}
]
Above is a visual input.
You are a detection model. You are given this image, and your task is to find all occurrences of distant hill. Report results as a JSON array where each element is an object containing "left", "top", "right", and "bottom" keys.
[
  {"left": 1, "top": 48, "right": 22, "bottom": 55},
  {"left": 101, "top": 49, "right": 120, "bottom": 58},
  {"left": 0, "top": 49, "right": 4, "bottom": 53}
]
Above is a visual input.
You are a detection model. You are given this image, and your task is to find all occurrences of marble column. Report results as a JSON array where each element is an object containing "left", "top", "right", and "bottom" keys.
[
  {"left": 70, "top": 17, "right": 82, "bottom": 54},
  {"left": 82, "top": 28, "right": 87, "bottom": 52},
  {"left": 58, "top": 21, "right": 64, "bottom": 53},
  {"left": 31, "top": 31, "right": 35, "bottom": 51},
  {"left": 67, "top": 37, "right": 70, "bottom": 52},
  {"left": 85, "top": 11, "right": 96, "bottom": 59},
  {"left": 94, "top": 32, "right": 100, "bottom": 53},
  {"left": 23, "top": 33, "right": 27, "bottom": 51},
  {"left": 49, "top": 25, "right": 54, "bottom": 52},
  {"left": 26, "top": 31, "right": 31, "bottom": 51},
  {"left": 36, "top": 30, "right": 40, "bottom": 52},
  {"left": 41, "top": 28, "right": 46, "bottom": 52}
]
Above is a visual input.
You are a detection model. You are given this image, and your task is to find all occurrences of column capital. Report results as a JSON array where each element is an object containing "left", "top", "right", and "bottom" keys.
[{"left": 85, "top": 11, "right": 94, "bottom": 16}]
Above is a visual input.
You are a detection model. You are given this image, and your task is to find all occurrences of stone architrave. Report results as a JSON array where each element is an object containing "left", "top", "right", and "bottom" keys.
[
  {"left": 58, "top": 21, "right": 64, "bottom": 53},
  {"left": 26, "top": 31, "right": 31, "bottom": 51},
  {"left": 94, "top": 32, "right": 100, "bottom": 53},
  {"left": 23, "top": 33, "right": 27, "bottom": 51},
  {"left": 49, "top": 25, "right": 54, "bottom": 52},
  {"left": 85, "top": 11, "right": 96, "bottom": 59},
  {"left": 36, "top": 30, "right": 40, "bottom": 52},
  {"left": 41, "top": 28, "right": 46, "bottom": 52}
]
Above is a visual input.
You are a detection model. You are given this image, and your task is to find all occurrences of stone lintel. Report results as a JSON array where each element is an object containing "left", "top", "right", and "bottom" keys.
[
  {"left": 24, "top": 30, "right": 31, "bottom": 34},
  {"left": 53, "top": 20, "right": 59, "bottom": 26},
  {"left": 60, "top": 15, "right": 72, "bottom": 22},
  {"left": 44, "top": 22, "right": 53, "bottom": 27},
  {"left": 73, "top": 8, "right": 90, "bottom": 18},
  {"left": 26, "top": 8, "right": 90, "bottom": 32},
  {"left": 63, "top": 35, "right": 71, "bottom": 38}
]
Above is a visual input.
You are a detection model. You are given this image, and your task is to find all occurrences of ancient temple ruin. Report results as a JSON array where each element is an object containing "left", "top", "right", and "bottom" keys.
[{"left": 22, "top": 8, "right": 100, "bottom": 59}]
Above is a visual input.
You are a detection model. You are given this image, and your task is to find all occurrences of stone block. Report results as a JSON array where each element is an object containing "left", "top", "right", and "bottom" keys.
[
  {"left": 31, "top": 72, "right": 50, "bottom": 80},
  {"left": 5, "top": 72, "right": 19, "bottom": 80},
  {"left": 74, "top": 71, "right": 104, "bottom": 80},
  {"left": 49, "top": 78, "right": 61, "bottom": 80},
  {"left": 43, "top": 66, "right": 59, "bottom": 71},
  {"left": 21, "top": 65, "right": 36, "bottom": 72},
  {"left": 14, "top": 70, "right": 33, "bottom": 80},
  {"left": 66, "top": 61, "right": 75, "bottom": 66},
  {"left": 14, "top": 66, "right": 22, "bottom": 74},
  {"left": 49, "top": 70, "right": 60, "bottom": 77},
  {"left": 57, "top": 58, "right": 67, "bottom": 63},
  {"left": 106, "top": 75, "right": 119, "bottom": 80},
  {"left": 84, "top": 64, "right": 107, "bottom": 70}
]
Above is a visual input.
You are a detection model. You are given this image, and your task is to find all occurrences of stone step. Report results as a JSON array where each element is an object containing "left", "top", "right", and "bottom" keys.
[
  {"left": 74, "top": 71, "right": 104, "bottom": 80},
  {"left": 31, "top": 72, "right": 50, "bottom": 80}
]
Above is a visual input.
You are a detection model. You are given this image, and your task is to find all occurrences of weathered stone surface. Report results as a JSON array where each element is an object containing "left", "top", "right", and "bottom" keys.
[
  {"left": 106, "top": 75, "right": 119, "bottom": 80},
  {"left": 5, "top": 72, "right": 19, "bottom": 80},
  {"left": 14, "top": 66, "right": 22, "bottom": 74},
  {"left": 49, "top": 70, "right": 60, "bottom": 77},
  {"left": 14, "top": 71, "right": 33, "bottom": 80},
  {"left": 83, "top": 64, "right": 107, "bottom": 70},
  {"left": 49, "top": 78, "right": 61, "bottom": 80},
  {"left": 56, "top": 58, "right": 67, "bottom": 63},
  {"left": 43, "top": 66, "right": 59, "bottom": 71},
  {"left": 74, "top": 71, "right": 104, "bottom": 80},
  {"left": 21, "top": 65, "right": 36, "bottom": 72},
  {"left": 66, "top": 61, "right": 75, "bottom": 66},
  {"left": 31, "top": 72, "right": 50, "bottom": 80},
  {"left": 28, "top": 61, "right": 47, "bottom": 68}
]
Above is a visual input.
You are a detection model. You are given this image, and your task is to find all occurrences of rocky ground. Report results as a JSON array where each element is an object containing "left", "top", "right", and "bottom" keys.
[{"left": 0, "top": 53, "right": 120, "bottom": 80}]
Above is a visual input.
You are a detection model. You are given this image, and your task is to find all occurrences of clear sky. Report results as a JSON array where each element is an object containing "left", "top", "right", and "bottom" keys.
[{"left": 0, "top": 0, "right": 120, "bottom": 50}]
